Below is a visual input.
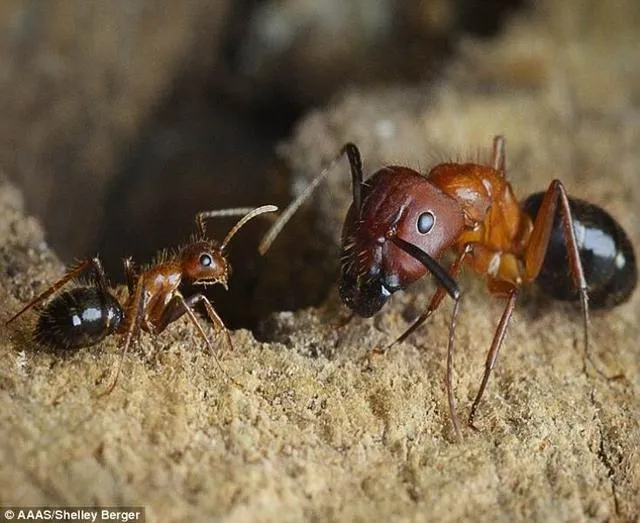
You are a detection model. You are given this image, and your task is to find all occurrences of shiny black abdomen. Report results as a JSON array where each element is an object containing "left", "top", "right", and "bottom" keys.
[
  {"left": 35, "top": 287, "right": 124, "bottom": 350},
  {"left": 522, "top": 192, "right": 637, "bottom": 308}
]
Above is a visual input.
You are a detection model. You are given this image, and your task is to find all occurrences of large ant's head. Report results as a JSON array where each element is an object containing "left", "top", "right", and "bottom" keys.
[
  {"left": 339, "top": 168, "right": 464, "bottom": 317},
  {"left": 185, "top": 205, "right": 278, "bottom": 290}
]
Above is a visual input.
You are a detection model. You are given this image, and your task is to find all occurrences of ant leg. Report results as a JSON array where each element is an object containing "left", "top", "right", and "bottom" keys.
[
  {"left": 89, "top": 257, "right": 110, "bottom": 293},
  {"left": 123, "top": 257, "right": 137, "bottom": 294},
  {"left": 388, "top": 236, "right": 464, "bottom": 439},
  {"left": 468, "top": 283, "right": 518, "bottom": 430},
  {"left": 445, "top": 293, "right": 464, "bottom": 440},
  {"left": 146, "top": 292, "right": 232, "bottom": 351},
  {"left": 259, "top": 142, "right": 363, "bottom": 255},
  {"left": 6, "top": 256, "right": 107, "bottom": 325},
  {"left": 375, "top": 244, "right": 473, "bottom": 356},
  {"left": 159, "top": 293, "right": 238, "bottom": 385},
  {"left": 522, "top": 180, "right": 605, "bottom": 377},
  {"left": 98, "top": 274, "right": 145, "bottom": 396},
  {"left": 184, "top": 294, "right": 234, "bottom": 353},
  {"left": 491, "top": 135, "right": 506, "bottom": 173}
]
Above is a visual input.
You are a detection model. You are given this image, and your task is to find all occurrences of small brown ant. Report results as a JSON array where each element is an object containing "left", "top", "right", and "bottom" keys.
[
  {"left": 259, "top": 136, "right": 637, "bottom": 439},
  {"left": 6, "top": 205, "right": 278, "bottom": 394}
]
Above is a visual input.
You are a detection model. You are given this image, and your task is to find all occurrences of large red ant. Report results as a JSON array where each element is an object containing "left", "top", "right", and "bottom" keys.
[
  {"left": 6, "top": 205, "right": 278, "bottom": 394},
  {"left": 259, "top": 136, "right": 637, "bottom": 439}
]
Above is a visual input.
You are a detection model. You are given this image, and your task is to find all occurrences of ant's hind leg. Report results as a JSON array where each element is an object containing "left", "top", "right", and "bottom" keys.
[
  {"left": 522, "top": 180, "right": 594, "bottom": 375},
  {"left": 6, "top": 256, "right": 107, "bottom": 325},
  {"left": 98, "top": 274, "right": 145, "bottom": 396}
]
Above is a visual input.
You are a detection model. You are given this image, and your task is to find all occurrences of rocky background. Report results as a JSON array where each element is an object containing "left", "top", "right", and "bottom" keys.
[{"left": 1, "top": 0, "right": 639, "bottom": 521}]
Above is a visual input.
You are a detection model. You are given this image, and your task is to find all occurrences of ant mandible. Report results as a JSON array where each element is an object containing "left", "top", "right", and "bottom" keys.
[
  {"left": 259, "top": 136, "right": 637, "bottom": 439},
  {"left": 6, "top": 204, "right": 278, "bottom": 394}
]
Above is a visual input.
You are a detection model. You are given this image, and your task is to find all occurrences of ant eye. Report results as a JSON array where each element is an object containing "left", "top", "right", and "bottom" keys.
[
  {"left": 199, "top": 253, "right": 213, "bottom": 267},
  {"left": 417, "top": 211, "right": 435, "bottom": 234}
]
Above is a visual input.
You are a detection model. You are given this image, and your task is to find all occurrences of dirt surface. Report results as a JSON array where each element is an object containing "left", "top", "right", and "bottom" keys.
[{"left": 1, "top": 1, "right": 639, "bottom": 522}]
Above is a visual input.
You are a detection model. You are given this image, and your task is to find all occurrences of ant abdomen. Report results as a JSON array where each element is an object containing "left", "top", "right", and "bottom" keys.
[
  {"left": 35, "top": 287, "right": 124, "bottom": 350},
  {"left": 522, "top": 192, "right": 637, "bottom": 308}
]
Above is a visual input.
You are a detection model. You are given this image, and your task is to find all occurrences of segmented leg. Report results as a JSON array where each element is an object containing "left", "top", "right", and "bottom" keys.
[
  {"left": 162, "top": 293, "right": 238, "bottom": 386},
  {"left": 468, "top": 283, "right": 518, "bottom": 429},
  {"left": 389, "top": 236, "right": 464, "bottom": 440},
  {"left": 446, "top": 294, "right": 464, "bottom": 440},
  {"left": 98, "top": 273, "right": 145, "bottom": 396},
  {"left": 123, "top": 257, "right": 137, "bottom": 294},
  {"left": 6, "top": 257, "right": 108, "bottom": 325},
  {"left": 522, "top": 179, "right": 596, "bottom": 376},
  {"left": 375, "top": 244, "right": 472, "bottom": 356}
]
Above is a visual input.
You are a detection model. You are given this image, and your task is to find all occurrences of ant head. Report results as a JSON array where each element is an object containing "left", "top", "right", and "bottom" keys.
[
  {"left": 339, "top": 167, "right": 464, "bottom": 317},
  {"left": 181, "top": 241, "right": 230, "bottom": 289},
  {"left": 186, "top": 205, "right": 278, "bottom": 290}
]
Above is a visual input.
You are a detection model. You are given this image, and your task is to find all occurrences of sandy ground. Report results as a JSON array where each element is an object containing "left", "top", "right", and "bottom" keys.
[{"left": 1, "top": 1, "right": 639, "bottom": 522}]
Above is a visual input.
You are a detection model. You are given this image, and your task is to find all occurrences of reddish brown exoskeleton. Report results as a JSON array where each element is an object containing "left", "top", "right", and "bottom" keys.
[
  {"left": 260, "top": 136, "right": 636, "bottom": 439},
  {"left": 6, "top": 205, "right": 278, "bottom": 394}
]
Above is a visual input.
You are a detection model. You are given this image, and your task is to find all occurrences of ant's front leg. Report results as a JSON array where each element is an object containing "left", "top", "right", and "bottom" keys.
[
  {"left": 375, "top": 244, "right": 473, "bottom": 357},
  {"left": 151, "top": 293, "right": 231, "bottom": 350},
  {"left": 6, "top": 256, "right": 108, "bottom": 325},
  {"left": 388, "top": 236, "right": 465, "bottom": 440},
  {"left": 153, "top": 292, "right": 232, "bottom": 351},
  {"left": 467, "top": 280, "right": 518, "bottom": 430},
  {"left": 154, "top": 292, "right": 237, "bottom": 385}
]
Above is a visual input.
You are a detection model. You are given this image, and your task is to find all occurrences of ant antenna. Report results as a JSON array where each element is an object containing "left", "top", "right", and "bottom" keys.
[
  {"left": 391, "top": 237, "right": 460, "bottom": 301},
  {"left": 390, "top": 236, "right": 463, "bottom": 439},
  {"left": 344, "top": 143, "right": 364, "bottom": 216},
  {"left": 221, "top": 205, "right": 278, "bottom": 251},
  {"left": 196, "top": 207, "right": 258, "bottom": 237},
  {"left": 195, "top": 206, "right": 277, "bottom": 248},
  {"left": 492, "top": 135, "right": 506, "bottom": 172},
  {"left": 259, "top": 143, "right": 361, "bottom": 255},
  {"left": 259, "top": 172, "right": 332, "bottom": 255}
]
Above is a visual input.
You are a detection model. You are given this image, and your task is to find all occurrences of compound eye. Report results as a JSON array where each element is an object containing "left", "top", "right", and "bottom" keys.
[
  {"left": 199, "top": 253, "right": 213, "bottom": 268},
  {"left": 417, "top": 211, "right": 435, "bottom": 234}
]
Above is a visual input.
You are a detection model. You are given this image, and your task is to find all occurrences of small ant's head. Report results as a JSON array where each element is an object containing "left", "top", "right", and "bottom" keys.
[
  {"left": 181, "top": 241, "right": 230, "bottom": 289},
  {"left": 339, "top": 167, "right": 464, "bottom": 317},
  {"left": 184, "top": 205, "right": 278, "bottom": 290}
]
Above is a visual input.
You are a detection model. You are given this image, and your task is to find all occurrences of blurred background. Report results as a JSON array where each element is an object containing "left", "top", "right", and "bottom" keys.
[{"left": 0, "top": 0, "right": 525, "bottom": 327}]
